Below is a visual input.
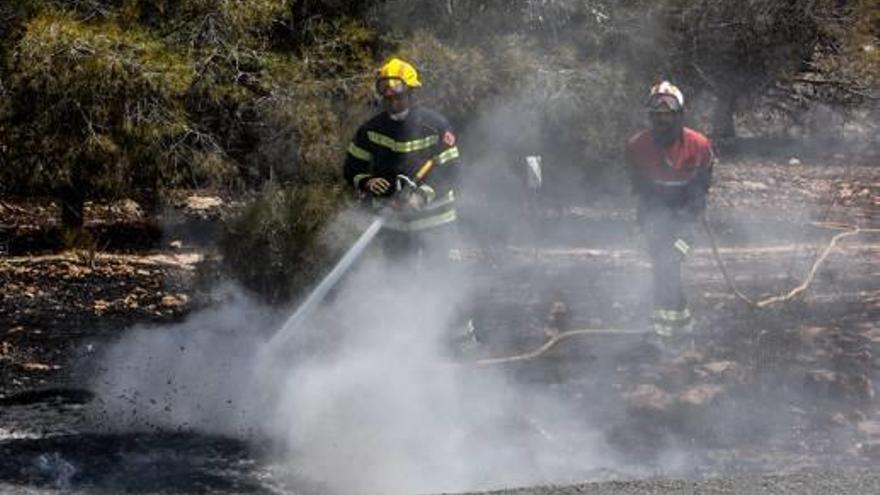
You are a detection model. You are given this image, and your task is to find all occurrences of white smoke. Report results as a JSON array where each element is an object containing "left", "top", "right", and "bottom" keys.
[{"left": 90, "top": 221, "right": 640, "bottom": 494}]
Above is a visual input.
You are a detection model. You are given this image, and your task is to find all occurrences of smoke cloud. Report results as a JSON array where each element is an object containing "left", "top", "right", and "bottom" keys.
[{"left": 91, "top": 222, "right": 647, "bottom": 494}]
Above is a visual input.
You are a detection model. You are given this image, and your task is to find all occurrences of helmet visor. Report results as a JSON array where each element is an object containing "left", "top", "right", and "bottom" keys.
[{"left": 376, "top": 77, "right": 408, "bottom": 97}]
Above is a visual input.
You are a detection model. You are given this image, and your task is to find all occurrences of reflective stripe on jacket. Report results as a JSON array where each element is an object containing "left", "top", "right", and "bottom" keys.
[{"left": 343, "top": 105, "right": 462, "bottom": 231}]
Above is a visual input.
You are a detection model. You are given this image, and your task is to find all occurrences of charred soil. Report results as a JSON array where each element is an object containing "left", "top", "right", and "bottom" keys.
[{"left": 0, "top": 158, "right": 878, "bottom": 493}]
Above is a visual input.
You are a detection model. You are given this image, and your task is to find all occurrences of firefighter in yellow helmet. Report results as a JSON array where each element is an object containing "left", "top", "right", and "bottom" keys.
[
  {"left": 345, "top": 58, "right": 458, "bottom": 229},
  {"left": 343, "top": 58, "right": 477, "bottom": 354},
  {"left": 626, "top": 81, "right": 716, "bottom": 340}
]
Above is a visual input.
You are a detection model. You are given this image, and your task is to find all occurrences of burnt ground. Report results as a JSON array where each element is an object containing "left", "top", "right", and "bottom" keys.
[{"left": 0, "top": 158, "right": 878, "bottom": 494}]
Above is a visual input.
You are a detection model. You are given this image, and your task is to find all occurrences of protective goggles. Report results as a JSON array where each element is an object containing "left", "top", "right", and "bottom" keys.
[
  {"left": 376, "top": 77, "right": 408, "bottom": 97},
  {"left": 648, "top": 94, "right": 683, "bottom": 113}
]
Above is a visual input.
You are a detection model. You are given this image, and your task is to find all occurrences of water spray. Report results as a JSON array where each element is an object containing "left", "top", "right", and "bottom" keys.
[
  {"left": 268, "top": 172, "right": 428, "bottom": 348},
  {"left": 268, "top": 216, "right": 384, "bottom": 348}
]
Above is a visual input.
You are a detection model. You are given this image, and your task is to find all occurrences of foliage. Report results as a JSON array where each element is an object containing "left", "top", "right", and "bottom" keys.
[
  {"left": 809, "top": 0, "right": 880, "bottom": 103},
  {"left": 259, "top": 19, "right": 377, "bottom": 185},
  {"left": 0, "top": 2, "right": 376, "bottom": 213},
  {"left": 671, "top": 0, "right": 820, "bottom": 136},
  {"left": 218, "top": 184, "right": 358, "bottom": 304},
  {"left": 1, "top": 12, "right": 196, "bottom": 207}
]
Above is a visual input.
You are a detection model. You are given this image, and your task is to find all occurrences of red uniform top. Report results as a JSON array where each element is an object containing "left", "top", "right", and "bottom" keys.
[{"left": 626, "top": 127, "right": 715, "bottom": 209}]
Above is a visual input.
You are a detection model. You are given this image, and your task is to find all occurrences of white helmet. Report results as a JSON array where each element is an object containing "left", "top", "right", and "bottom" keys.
[{"left": 648, "top": 81, "right": 685, "bottom": 113}]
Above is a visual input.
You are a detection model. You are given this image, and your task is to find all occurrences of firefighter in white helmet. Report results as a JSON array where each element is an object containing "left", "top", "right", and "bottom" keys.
[{"left": 626, "top": 81, "right": 716, "bottom": 339}]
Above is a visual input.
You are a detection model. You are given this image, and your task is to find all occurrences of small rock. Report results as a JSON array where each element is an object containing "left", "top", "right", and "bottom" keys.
[
  {"left": 20, "top": 362, "right": 61, "bottom": 372},
  {"left": 741, "top": 180, "right": 769, "bottom": 191},
  {"left": 115, "top": 198, "right": 143, "bottom": 218},
  {"left": 671, "top": 351, "right": 706, "bottom": 367},
  {"left": 93, "top": 300, "right": 111, "bottom": 313},
  {"left": 789, "top": 405, "right": 808, "bottom": 416},
  {"left": 169, "top": 240, "right": 183, "bottom": 250},
  {"left": 857, "top": 421, "right": 880, "bottom": 438},
  {"left": 788, "top": 157, "right": 802, "bottom": 166},
  {"left": 624, "top": 384, "right": 674, "bottom": 414},
  {"left": 678, "top": 384, "right": 725, "bottom": 409},
  {"left": 864, "top": 329, "right": 880, "bottom": 345},
  {"left": 186, "top": 195, "right": 223, "bottom": 211},
  {"left": 830, "top": 412, "right": 850, "bottom": 427},
  {"left": 697, "top": 361, "right": 746, "bottom": 383},
  {"left": 160, "top": 294, "right": 190, "bottom": 308}
]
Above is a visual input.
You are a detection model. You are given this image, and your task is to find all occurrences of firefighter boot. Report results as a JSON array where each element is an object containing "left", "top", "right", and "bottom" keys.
[{"left": 652, "top": 307, "right": 692, "bottom": 338}]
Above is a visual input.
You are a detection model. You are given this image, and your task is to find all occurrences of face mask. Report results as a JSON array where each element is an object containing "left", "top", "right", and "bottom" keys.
[{"left": 650, "top": 112, "right": 682, "bottom": 147}]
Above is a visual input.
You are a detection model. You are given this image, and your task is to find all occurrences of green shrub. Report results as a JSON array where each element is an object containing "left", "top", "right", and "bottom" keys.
[
  {"left": 218, "top": 184, "right": 361, "bottom": 305},
  {"left": 1, "top": 11, "right": 197, "bottom": 221},
  {"left": 0, "top": 3, "right": 378, "bottom": 224}
]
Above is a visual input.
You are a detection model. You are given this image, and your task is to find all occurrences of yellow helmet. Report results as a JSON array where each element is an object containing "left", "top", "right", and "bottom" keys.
[
  {"left": 376, "top": 58, "right": 422, "bottom": 96},
  {"left": 648, "top": 81, "right": 685, "bottom": 113}
]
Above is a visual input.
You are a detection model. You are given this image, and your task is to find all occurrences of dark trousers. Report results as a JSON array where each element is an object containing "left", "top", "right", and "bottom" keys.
[
  {"left": 378, "top": 223, "right": 459, "bottom": 272},
  {"left": 638, "top": 205, "right": 696, "bottom": 333}
]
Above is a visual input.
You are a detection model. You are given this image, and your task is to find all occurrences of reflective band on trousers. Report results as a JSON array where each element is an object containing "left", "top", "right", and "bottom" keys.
[
  {"left": 652, "top": 308, "right": 692, "bottom": 323},
  {"left": 367, "top": 131, "right": 438, "bottom": 153},
  {"left": 674, "top": 238, "right": 691, "bottom": 256},
  {"left": 654, "top": 322, "right": 675, "bottom": 338},
  {"left": 435, "top": 146, "right": 460, "bottom": 165},
  {"left": 383, "top": 209, "right": 457, "bottom": 232},
  {"left": 654, "top": 319, "right": 693, "bottom": 337},
  {"left": 348, "top": 142, "right": 372, "bottom": 161},
  {"left": 652, "top": 179, "right": 691, "bottom": 187}
]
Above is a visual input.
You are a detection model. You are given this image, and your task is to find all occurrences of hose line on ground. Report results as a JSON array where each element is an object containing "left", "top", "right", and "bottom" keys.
[
  {"left": 474, "top": 219, "right": 878, "bottom": 366},
  {"left": 701, "top": 217, "right": 879, "bottom": 309},
  {"left": 475, "top": 328, "right": 648, "bottom": 366}
]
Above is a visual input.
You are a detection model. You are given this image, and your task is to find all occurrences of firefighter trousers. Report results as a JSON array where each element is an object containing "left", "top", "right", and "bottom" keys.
[{"left": 639, "top": 206, "right": 696, "bottom": 336}]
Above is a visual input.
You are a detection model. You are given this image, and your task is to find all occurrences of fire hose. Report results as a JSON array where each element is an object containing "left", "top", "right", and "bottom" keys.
[
  {"left": 270, "top": 167, "right": 433, "bottom": 348},
  {"left": 475, "top": 218, "right": 879, "bottom": 366},
  {"left": 701, "top": 217, "right": 880, "bottom": 309}
]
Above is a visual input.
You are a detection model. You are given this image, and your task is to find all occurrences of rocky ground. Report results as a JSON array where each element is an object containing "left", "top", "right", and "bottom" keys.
[{"left": 0, "top": 158, "right": 877, "bottom": 494}]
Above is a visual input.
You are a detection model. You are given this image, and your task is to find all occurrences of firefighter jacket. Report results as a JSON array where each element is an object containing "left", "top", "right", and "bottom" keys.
[
  {"left": 343, "top": 105, "right": 461, "bottom": 232},
  {"left": 626, "top": 127, "right": 715, "bottom": 215}
]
